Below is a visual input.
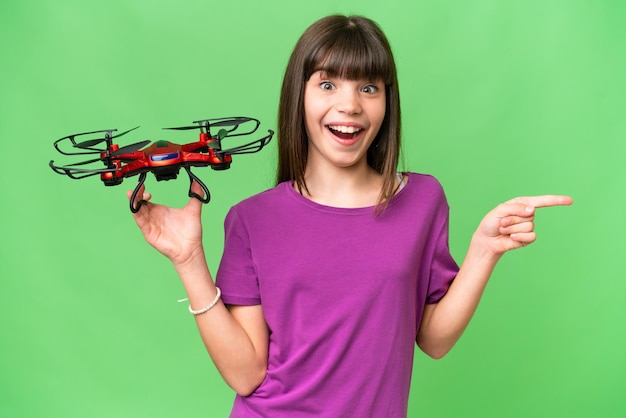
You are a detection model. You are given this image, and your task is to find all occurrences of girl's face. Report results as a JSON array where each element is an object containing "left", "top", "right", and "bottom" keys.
[{"left": 303, "top": 70, "right": 386, "bottom": 172}]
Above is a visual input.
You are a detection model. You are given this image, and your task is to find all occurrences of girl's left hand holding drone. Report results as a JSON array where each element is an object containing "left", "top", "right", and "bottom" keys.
[{"left": 126, "top": 182, "right": 206, "bottom": 267}]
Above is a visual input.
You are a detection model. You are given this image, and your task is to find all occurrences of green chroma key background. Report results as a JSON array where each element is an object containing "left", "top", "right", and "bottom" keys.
[{"left": 1, "top": 0, "right": 624, "bottom": 416}]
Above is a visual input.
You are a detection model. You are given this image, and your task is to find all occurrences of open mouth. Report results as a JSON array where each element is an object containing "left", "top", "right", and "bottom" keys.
[{"left": 327, "top": 125, "right": 363, "bottom": 140}]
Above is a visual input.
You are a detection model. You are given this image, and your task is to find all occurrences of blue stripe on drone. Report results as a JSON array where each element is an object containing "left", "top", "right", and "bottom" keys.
[{"left": 151, "top": 152, "right": 179, "bottom": 162}]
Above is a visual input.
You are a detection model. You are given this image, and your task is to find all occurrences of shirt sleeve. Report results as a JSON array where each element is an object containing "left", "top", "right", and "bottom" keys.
[
  {"left": 425, "top": 205, "right": 459, "bottom": 304},
  {"left": 215, "top": 206, "right": 262, "bottom": 306}
]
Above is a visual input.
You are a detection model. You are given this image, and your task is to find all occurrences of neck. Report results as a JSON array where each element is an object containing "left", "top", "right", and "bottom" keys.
[{"left": 300, "top": 162, "right": 384, "bottom": 208}]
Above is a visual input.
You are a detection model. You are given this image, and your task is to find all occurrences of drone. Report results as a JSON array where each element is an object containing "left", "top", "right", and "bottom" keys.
[{"left": 50, "top": 116, "right": 274, "bottom": 212}]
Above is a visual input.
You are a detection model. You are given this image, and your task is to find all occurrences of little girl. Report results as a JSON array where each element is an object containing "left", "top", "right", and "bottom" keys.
[{"left": 129, "top": 14, "right": 572, "bottom": 417}]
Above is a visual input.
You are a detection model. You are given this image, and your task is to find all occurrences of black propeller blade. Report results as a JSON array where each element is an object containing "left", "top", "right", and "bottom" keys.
[
  {"left": 209, "top": 117, "right": 254, "bottom": 127},
  {"left": 162, "top": 125, "right": 199, "bottom": 131},
  {"left": 111, "top": 126, "right": 140, "bottom": 139},
  {"left": 73, "top": 126, "right": 140, "bottom": 149},
  {"left": 74, "top": 137, "right": 108, "bottom": 149},
  {"left": 111, "top": 140, "right": 151, "bottom": 156},
  {"left": 66, "top": 128, "right": 115, "bottom": 140},
  {"left": 163, "top": 117, "right": 257, "bottom": 131}
]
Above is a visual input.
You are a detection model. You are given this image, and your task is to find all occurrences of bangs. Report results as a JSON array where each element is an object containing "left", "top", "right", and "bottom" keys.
[{"left": 306, "top": 26, "right": 394, "bottom": 84}]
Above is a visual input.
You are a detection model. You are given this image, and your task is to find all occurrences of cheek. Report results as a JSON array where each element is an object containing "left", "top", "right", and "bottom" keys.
[
  {"left": 303, "top": 98, "right": 325, "bottom": 133},
  {"left": 302, "top": 95, "right": 313, "bottom": 131},
  {"left": 303, "top": 106, "right": 316, "bottom": 136},
  {"left": 370, "top": 102, "right": 387, "bottom": 132}
]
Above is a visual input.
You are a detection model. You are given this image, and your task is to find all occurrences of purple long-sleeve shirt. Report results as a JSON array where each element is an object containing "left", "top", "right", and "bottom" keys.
[{"left": 216, "top": 172, "right": 459, "bottom": 417}]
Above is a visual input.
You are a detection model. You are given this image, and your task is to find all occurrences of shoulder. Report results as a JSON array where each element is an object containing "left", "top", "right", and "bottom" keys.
[
  {"left": 405, "top": 172, "right": 445, "bottom": 190},
  {"left": 225, "top": 181, "right": 294, "bottom": 225},
  {"left": 402, "top": 172, "right": 448, "bottom": 203},
  {"left": 235, "top": 183, "right": 289, "bottom": 208},
  {"left": 380, "top": 171, "right": 452, "bottom": 223}
]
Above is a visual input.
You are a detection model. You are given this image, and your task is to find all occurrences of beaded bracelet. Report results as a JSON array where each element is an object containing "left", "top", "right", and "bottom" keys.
[{"left": 188, "top": 287, "right": 222, "bottom": 316}]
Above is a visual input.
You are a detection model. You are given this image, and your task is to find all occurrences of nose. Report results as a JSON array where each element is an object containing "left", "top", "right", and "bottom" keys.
[{"left": 335, "top": 88, "right": 361, "bottom": 115}]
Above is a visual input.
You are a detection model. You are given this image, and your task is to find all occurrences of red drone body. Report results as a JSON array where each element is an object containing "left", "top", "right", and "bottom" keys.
[
  {"left": 50, "top": 117, "right": 273, "bottom": 212},
  {"left": 99, "top": 133, "right": 233, "bottom": 185}
]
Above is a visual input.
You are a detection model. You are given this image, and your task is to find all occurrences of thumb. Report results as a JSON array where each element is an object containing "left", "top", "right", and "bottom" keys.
[{"left": 186, "top": 180, "right": 208, "bottom": 214}]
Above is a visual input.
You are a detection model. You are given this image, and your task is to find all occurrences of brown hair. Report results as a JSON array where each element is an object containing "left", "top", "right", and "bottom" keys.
[{"left": 276, "top": 15, "right": 402, "bottom": 210}]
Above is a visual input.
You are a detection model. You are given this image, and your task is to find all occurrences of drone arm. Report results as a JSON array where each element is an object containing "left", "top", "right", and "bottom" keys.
[
  {"left": 130, "top": 172, "right": 148, "bottom": 213},
  {"left": 184, "top": 166, "right": 211, "bottom": 204}
]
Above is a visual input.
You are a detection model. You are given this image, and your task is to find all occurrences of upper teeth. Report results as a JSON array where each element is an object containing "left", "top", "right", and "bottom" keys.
[{"left": 328, "top": 125, "right": 361, "bottom": 134}]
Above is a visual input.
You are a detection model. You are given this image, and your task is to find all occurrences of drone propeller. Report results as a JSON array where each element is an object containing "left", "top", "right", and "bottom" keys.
[
  {"left": 74, "top": 137, "right": 108, "bottom": 149},
  {"left": 68, "top": 129, "right": 114, "bottom": 149},
  {"left": 206, "top": 128, "right": 229, "bottom": 150},
  {"left": 111, "top": 139, "right": 151, "bottom": 156},
  {"left": 50, "top": 138, "right": 150, "bottom": 175},
  {"left": 112, "top": 125, "right": 141, "bottom": 139},
  {"left": 73, "top": 126, "right": 140, "bottom": 149},
  {"left": 209, "top": 117, "right": 255, "bottom": 127},
  {"left": 162, "top": 126, "right": 198, "bottom": 131},
  {"left": 162, "top": 117, "right": 258, "bottom": 132}
]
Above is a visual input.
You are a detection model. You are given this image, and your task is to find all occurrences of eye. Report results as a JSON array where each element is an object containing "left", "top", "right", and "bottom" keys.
[
  {"left": 361, "top": 84, "right": 380, "bottom": 94},
  {"left": 320, "top": 81, "right": 335, "bottom": 91}
]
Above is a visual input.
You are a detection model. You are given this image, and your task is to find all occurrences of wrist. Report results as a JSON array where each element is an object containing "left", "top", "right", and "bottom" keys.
[
  {"left": 469, "top": 232, "right": 503, "bottom": 265},
  {"left": 172, "top": 246, "right": 217, "bottom": 297},
  {"left": 172, "top": 245, "right": 209, "bottom": 275}
]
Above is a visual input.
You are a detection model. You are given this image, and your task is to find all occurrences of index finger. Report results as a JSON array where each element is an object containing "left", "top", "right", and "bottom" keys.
[{"left": 506, "top": 195, "right": 573, "bottom": 208}]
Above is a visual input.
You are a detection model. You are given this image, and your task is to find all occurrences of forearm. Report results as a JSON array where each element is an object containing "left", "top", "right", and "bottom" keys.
[
  {"left": 417, "top": 233, "right": 501, "bottom": 358},
  {"left": 417, "top": 194, "right": 572, "bottom": 358},
  {"left": 173, "top": 247, "right": 267, "bottom": 395}
]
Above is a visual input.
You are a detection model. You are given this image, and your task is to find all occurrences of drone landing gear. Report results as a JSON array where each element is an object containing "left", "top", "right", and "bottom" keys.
[
  {"left": 130, "top": 172, "right": 149, "bottom": 213},
  {"left": 184, "top": 166, "right": 211, "bottom": 205},
  {"left": 129, "top": 169, "right": 211, "bottom": 213}
]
